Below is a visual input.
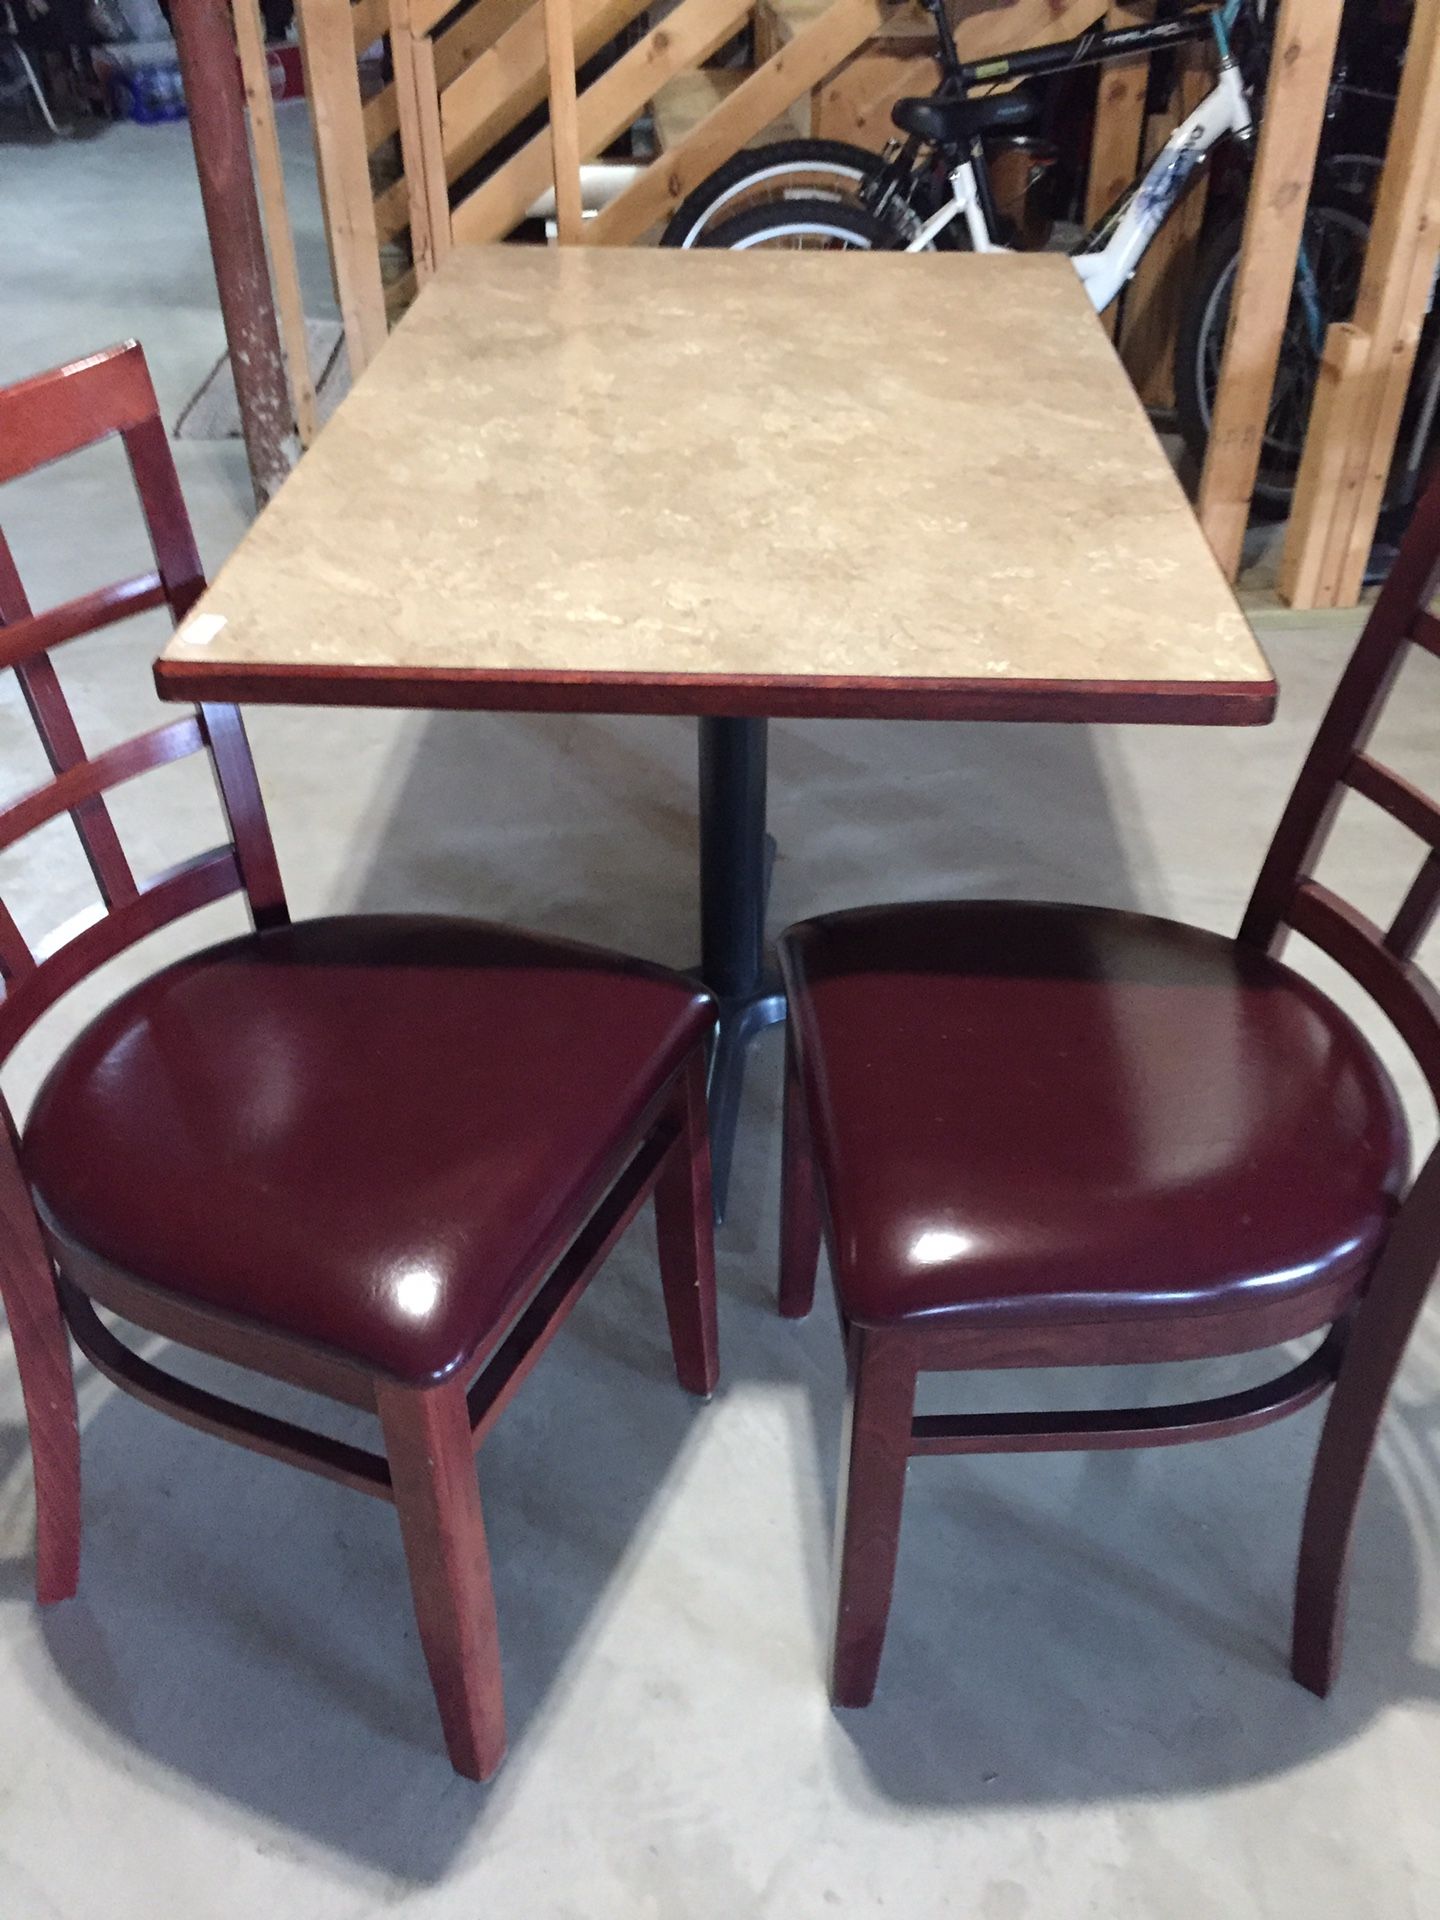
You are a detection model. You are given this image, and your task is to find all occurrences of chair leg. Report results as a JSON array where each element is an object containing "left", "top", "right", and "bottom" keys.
[
  {"left": 377, "top": 1377, "right": 507, "bottom": 1781},
  {"left": 653, "top": 1049, "right": 720, "bottom": 1397},
  {"left": 0, "top": 1150, "right": 80, "bottom": 1604},
  {"left": 1292, "top": 1313, "right": 1425, "bottom": 1697},
  {"left": 1292, "top": 1366, "right": 1390, "bottom": 1697},
  {"left": 831, "top": 1325, "right": 916, "bottom": 1708},
  {"left": 779, "top": 1029, "right": 822, "bottom": 1320},
  {"left": 1292, "top": 1171, "right": 1440, "bottom": 1697}
]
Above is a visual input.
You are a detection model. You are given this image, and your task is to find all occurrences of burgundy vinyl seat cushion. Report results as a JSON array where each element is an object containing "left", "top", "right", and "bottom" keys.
[
  {"left": 22, "top": 915, "right": 714, "bottom": 1383},
  {"left": 781, "top": 901, "right": 1408, "bottom": 1332}
]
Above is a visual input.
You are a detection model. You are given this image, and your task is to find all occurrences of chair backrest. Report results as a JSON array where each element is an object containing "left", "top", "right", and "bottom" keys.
[
  {"left": 0, "top": 341, "right": 288, "bottom": 1066},
  {"left": 1242, "top": 469, "right": 1440, "bottom": 1111}
]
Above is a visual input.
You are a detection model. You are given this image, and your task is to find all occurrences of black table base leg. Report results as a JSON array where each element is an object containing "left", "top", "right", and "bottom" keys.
[{"left": 697, "top": 715, "right": 785, "bottom": 1222}]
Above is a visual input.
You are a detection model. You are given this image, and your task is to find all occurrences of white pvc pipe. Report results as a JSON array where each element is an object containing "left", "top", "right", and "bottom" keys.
[{"left": 528, "top": 163, "right": 646, "bottom": 224}]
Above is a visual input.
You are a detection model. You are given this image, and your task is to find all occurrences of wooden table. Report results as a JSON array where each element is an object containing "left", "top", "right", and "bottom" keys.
[{"left": 157, "top": 246, "right": 1274, "bottom": 1214}]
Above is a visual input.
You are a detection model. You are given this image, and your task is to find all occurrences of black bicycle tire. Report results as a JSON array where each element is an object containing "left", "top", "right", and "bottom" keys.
[
  {"left": 696, "top": 197, "right": 893, "bottom": 251},
  {"left": 1174, "top": 200, "right": 1370, "bottom": 508},
  {"left": 660, "top": 139, "right": 883, "bottom": 249}
]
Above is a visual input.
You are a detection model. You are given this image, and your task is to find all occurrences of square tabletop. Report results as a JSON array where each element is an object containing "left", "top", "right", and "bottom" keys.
[{"left": 156, "top": 246, "right": 1273, "bottom": 725}]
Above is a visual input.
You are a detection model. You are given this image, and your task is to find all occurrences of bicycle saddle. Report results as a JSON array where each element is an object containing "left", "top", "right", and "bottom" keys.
[{"left": 892, "top": 88, "right": 1038, "bottom": 145}]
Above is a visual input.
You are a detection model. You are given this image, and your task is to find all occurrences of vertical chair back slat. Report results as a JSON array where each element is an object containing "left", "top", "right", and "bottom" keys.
[
  {"left": 0, "top": 536, "right": 139, "bottom": 909},
  {"left": 1387, "top": 851, "right": 1440, "bottom": 960},
  {"left": 0, "top": 342, "right": 289, "bottom": 1057}
]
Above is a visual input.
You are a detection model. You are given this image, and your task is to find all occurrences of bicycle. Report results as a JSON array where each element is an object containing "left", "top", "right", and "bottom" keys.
[{"left": 663, "top": 0, "right": 1370, "bottom": 506}]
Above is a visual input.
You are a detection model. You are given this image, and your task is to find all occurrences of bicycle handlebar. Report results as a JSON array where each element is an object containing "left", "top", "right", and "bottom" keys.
[{"left": 938, "top": 4, "right": 1223, "bottom": 92}]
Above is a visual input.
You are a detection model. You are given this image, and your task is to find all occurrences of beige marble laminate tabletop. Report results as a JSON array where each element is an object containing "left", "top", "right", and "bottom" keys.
[{"left": 155, "top": 246, "right": 1273, "bottom": 723}]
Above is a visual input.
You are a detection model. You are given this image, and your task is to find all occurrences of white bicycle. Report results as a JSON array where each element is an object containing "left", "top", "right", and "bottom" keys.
[{"left": 669, "top": 0, "right": 1369, "bottom": 504}]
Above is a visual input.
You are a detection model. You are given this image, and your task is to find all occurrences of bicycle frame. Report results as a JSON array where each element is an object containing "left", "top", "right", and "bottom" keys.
[{"left": 902, "top": 0, "right": 1256, "bottom": 314}]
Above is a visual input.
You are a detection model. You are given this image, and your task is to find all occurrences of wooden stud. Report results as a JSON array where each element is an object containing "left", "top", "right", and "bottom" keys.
[
  {"left": 365, "top": 0, "right": 536, "bottom": 169},
  {"left": 351, "top": 0, "right": 388, "bottom": 49},
  {"left": 454, "top": 0, "right": 751, "bottom": 245},
  {"left": 233, "top": 0, "right": 319, "bottom": 447},
  {"left": 585, "top": 0, "right": 1104, "bottom": 249},
  {"left": 417, "top": 0, "right": 650, "bottom": 253},
  {"left": 1196, "top": 0, "right": 1346, "bottom": 580},
  {"left": 542, "top": 0, "right": 585, "bottom": 243},
  {"left": 296, "top": 0, "right": 389, "bottom": 376},
  {"left": 813, "top": 46, "right": 937, "bottom": 155},
  {"left": 1085, "top": 1, "right": 1154, "bottom": 340},
  {"left": 1118, "top": 39, "right": 1213, "bottom": 407},
  {"left": 390, "top": 0, "right": 451, "bottom": 284},
  {"left": 586, "top": 0, "right": 888, "bottom": 246},
  {"left": 1279, "top": 323, "right": 1377, "bottom": 609},
  {"left": 168, "top": 0, "right": 294, "bottom": 505},
  {"left": 412, "top": 29, "right": 453, "bottom": 274},
  {"left": 1281, "top": 0, "right": 1440, "bottom": 609}
]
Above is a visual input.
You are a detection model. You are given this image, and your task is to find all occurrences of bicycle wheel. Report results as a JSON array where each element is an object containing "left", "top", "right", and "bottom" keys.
[
  {"left": 697, "top": 198, "right": 894, "bottom": 251},
  {"left": 660, "top": 139, "right": 885, "bottom": 249},
  {"left": 1175, "top": 200, "right": 1370, "bottom": 508}
]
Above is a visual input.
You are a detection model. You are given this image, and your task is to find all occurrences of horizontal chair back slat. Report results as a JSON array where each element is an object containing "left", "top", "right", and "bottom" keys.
[
  {"left": 1343, "top": 753, "right": 1440, "bottom": 850},
  {"left": 0, "top": 848, "right": 244, "bottom": 1060},
  {"left": 1243, "top": 468, "right": 1440, "bottom": 1101},
  {"left": 0, "top": 574, "right": 168, "bottom": 669},
  {"left": 1287, "top": 882, "right": 1440, "bottom": 1101},
  {"left": 0, "top": 717, "right": 206, "bottom": 856}
]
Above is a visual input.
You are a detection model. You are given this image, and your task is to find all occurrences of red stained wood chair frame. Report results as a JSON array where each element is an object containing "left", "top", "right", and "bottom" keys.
[
  {"left": 779, "top": 470, "right": 1440, "bottom": 1709},
  {"left": 0, "top": 343, "right": 718, "bottom": 1781}
]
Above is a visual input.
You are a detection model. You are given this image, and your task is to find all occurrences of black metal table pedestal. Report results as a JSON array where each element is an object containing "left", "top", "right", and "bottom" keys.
[{"left": 697, "top": 715, "right": 786, "bottom": 1221}]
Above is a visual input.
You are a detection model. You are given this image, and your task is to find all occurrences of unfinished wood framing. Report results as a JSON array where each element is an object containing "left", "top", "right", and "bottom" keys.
[
  {"left": 297, "top": 0, "right": 389, "bottom": 377},
  {"left": 302, "top": 0, "right": 1118, "bottom": 298},
  {"left": 1117, "top": 37, "right": 1212, "bottom": 407},
  {"left": 1280, "top": 0, "right": 1440, "bottom": 609},
  {"left": 455, "top": 0, "right": 752, "bottom": 243},
  {"left": 1195, "top": 0, "right": 1345, "bottom": 580},
  {"left": 543, "top": 0, "right": 586, "bottom": 241},
  {"left": 391, "top": 0, "right": 452, "bottom": 283},
  {"left": 234, "top": 0, "right": 318, "bottom": 444}
]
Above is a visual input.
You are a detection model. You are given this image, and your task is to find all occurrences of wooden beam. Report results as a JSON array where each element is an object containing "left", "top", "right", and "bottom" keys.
[
  {"left": 585, "top": 0, "right": 889, "bottom": 245},
  {"left": 297, "top": 0, "right": 390, "bottom": 376},
  {"left": 369, "top": 1, "right": 539, "bottom": 242},
  {"left": 542, "top": 0, "right": 585, "bottom": 242},
  {"left": 391, "top": 8, "right": 432, "bottom": 280},
  {"left": 1281, "top": 0, "right": 1440, "bottom": 608},
  {"left": 352, "top": 0, "right": 388, "bottom": 49},
  {"left": 814, "top": 46, "right": 936, "bottom": 153},
  {"left": 234, "top": 0, "right": 318, "bottom": 446},
  {"left": 437, "top": 0, "right": 649, "bottom": 198},
  {"left": 1196, "top": 0, "right": 1345, "bottom": 580},
  {"left": 364, "top": 0, "right": 535, "bottom": 161},
  {"left": 950, "top": 0, "right": 1105, "bottom": 67},
  {"left": 454, "top": 0, "right": 749, "bottom": 244},
  {"left": 169, "top": 0, "right": 293, "bottom": 503},
  {"left": 412, "top": 29, "right": 453, "bottom": 272},
  {"left": 1278, "top": 323, "right": 1375, "bottom": 607},
  {"left": 1118, "top": 39, "right": 1212, "bottom": 405},
  {"left": 1085, "top": 1, "right": 1153, "bottom": 339}
]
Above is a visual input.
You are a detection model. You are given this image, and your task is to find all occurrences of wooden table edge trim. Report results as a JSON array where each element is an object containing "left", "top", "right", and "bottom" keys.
[{"left": 154, "top": 660, "right": 1277, "bottom": 726}]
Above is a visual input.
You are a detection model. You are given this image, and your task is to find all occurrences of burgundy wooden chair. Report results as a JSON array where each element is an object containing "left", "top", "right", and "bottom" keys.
[
  {"left": 778, "top": 467, "right": 1440, "bottom": 1711},
  {"left": 0, "top": 342, "right": 719, "bottom": 1781}
]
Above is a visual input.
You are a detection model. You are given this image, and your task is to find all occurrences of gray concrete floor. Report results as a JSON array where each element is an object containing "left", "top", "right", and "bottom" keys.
[{"left": 3, "top": 110, "right": 1440, "bottom": 1920}]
